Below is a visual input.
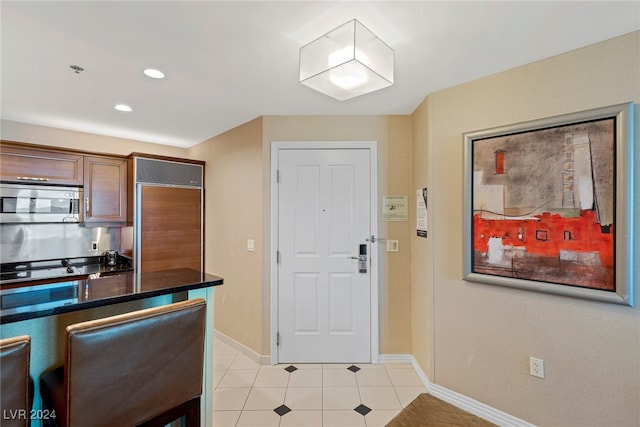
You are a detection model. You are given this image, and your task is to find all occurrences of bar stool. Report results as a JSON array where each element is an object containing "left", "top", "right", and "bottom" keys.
[
  {"left": 40, "top": 298, "right": 206, "bottom": 427},
  {"left": 0, "top": 335, "right": 32, "bottom": 427}
]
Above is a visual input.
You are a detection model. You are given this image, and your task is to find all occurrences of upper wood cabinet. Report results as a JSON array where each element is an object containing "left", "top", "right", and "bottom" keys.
[
  {"left": 84, "top": 156, "right": 128, "bottom": 224},
  {"left": 1, "top": 142, "right": 128, "bottom": 226},
  {"left": 0, "top": 145, "right": 83, "bottom": 185}
]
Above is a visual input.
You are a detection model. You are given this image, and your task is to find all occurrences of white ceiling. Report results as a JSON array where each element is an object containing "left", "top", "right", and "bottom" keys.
[{"left": 1, "top": 1, "right": 638, "bottom": 148}]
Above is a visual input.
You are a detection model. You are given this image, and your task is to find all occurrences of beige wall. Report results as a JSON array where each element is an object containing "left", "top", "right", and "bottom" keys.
[
  {"left": 262, "top": 115, "right": 413, "bottom": 355},
  {"left": 196, "top": 115, "right": 414, "bottom": 356},
  {"left": 191, "top": 117, "right": 265, "bottom": 353},
  {"left": 411, "top": 31, "right": 639, "bottom": 426},
  {"left": 410, "top": 97, "right": 435, "bottom": 379},
  {"left": 1, "top": 119, "right": 189, "bottom": 158}
]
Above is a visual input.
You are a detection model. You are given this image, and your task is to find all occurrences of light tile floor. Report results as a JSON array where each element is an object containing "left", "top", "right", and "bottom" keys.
[{"left": 213, "top": 337, "right": 428, "bottom": 427}]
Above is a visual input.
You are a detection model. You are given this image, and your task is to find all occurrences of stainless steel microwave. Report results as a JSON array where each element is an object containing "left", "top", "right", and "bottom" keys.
[{"left": 0, "top": 183, "right": 83, "bottom": 223}]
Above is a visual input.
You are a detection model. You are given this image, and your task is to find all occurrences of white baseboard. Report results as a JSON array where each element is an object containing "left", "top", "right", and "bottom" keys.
[
  {"left": 379, "top": 354, "right": 535, "bottom": 427},
  {"left": 213, "top": 329, "right": 271, "bottom": 365},
  {"left": 378, "top": 354, "right": 415, "bottom": 364}
]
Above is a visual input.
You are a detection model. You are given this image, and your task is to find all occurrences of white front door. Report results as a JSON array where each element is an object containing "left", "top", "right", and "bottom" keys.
[{"left": 276, "top": 147, "right": 372, "bottom": 363}]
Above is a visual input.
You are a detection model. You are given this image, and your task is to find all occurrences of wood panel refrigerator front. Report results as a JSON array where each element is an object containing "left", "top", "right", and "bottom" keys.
[{"left": 140, "top": 185, "right": 202, "bottom": 272}]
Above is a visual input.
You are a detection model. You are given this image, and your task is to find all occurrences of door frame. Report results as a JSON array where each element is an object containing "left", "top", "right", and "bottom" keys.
[{"left": 270, "top": 141, "right": 379, "bottom": 365}]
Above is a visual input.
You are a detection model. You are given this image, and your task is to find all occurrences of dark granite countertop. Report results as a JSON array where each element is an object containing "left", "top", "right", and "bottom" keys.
[
  {"left": 0, "top": 255, "right": 134, "bottom": 285},
  {"left": 0, "top": 268, "right": 223, "bottom": 324}
]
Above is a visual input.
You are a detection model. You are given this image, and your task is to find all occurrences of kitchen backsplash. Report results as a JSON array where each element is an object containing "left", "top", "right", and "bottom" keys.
[{"left": 0, "top": 223, "right": 120, "bottom": 263}]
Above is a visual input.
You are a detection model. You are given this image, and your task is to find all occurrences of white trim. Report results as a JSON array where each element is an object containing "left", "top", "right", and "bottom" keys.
[
  {"left": 379, "top": 354, "right": 536, "bottom": 427},
  {"left": 214, "top": 329, "right": 271, "bottom": 365},
  {"left": 270, "top": 141, "right": 379, "bottom": 365},
  {"left": 270, "top": 144, "right": 279, "bottom": 364},
  {"left": 378, "top": 354, "right": 415, "bottom": 365},
  {"left": 425, "top": 382, "right": 536, "bottom": 427}
]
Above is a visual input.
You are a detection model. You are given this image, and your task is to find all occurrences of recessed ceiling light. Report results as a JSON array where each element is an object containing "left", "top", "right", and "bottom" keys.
[
  {"left": 114, "top": 104, "right": 132, "bottom": 112},
  {"left": 143, "top": 68, "right": 165, "bottom": 79}
]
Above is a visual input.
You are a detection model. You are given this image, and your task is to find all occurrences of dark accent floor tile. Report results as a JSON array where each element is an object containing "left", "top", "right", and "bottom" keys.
[
  {"left": 284, "top": 365, "right": 298, "bottom": 373},
  {"left": 354, "top": 404, "right": 372, "bottom": 416},
  {"left": 347, "top": 365, "right": 361, "bottom": 373},
  {"left": 274, "top": 404, "right": 292, "bottom": 416}
]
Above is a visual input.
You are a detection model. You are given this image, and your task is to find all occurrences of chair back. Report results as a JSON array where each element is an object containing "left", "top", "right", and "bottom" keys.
[
  {"left": 1, "top": 335, "right": 31, "bottom": 427},
  {"left": 64, "top": 298, "right": 206, "bottom": 426}
]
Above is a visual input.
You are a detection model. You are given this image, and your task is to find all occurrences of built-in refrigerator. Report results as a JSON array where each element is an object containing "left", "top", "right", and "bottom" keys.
[{"left": 132, "top": 156, "right": 204, "bottom": 273}]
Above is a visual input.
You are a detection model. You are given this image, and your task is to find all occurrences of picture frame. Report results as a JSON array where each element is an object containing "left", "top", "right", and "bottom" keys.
[{"left": 463, "top": 103, "right": 634, "bottom": 306}]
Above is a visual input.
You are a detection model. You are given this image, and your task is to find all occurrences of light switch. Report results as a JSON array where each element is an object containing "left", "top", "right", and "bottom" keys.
[
  {"left": 247, "top": 239, "right": 255, "bottom": 252},
  {"left": 386, "top": 240, "right": 399, "bottom": 252}
]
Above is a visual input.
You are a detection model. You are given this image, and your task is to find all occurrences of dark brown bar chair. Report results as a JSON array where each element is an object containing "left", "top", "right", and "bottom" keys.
[
  {"left": 40, "top": 298, "right": 206, "bottom": 427},
  {"left": 0, "top": 335, "right": 32, "bottom": 427}
]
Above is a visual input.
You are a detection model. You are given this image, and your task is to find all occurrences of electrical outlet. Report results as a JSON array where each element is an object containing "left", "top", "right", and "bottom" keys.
[
  {"left": 91, "top": 241, "right": 99, "bottom": 252},
  {"left": 529, "top": 357, "right": 545, "bottom": 379},
  {"left": 386, "top": 240, "right": 399, "bottom": 252}
]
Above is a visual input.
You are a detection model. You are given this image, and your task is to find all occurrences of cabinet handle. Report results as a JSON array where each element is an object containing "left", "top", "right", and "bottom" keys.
[
  {"left": 17, "top": 176, "right": 49, "bottom": 182},
  {"left": 86, "top": 197, "right": 90, "bottom": 216}
]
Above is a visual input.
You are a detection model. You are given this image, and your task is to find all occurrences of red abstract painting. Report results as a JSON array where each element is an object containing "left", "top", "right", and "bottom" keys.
[{"left": 471, "top": 118, "right": 615, "bottom": 291}]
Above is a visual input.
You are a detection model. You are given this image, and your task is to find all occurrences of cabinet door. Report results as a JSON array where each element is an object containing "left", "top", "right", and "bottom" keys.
[
  {"left": 0, "top": 145, "right": 83, "bottom": 185},
  {"left": 82, "top": 274, "right": 132, "bottom": 301},
  {"left": 84, "top": 156, "right": 127, "bottom": 224},
  {"left": 139, "top": 186, "right": 202, "bottom": 273}
]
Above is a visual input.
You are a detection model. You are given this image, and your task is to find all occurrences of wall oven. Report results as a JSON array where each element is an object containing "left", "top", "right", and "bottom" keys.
[{"left": 0, "top": 183, "right": 83, "bottom": 223}]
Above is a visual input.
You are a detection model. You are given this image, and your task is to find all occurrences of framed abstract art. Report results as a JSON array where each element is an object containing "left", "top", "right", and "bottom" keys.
[{"left": 463, "top": 103, "right": 634, "bottom": 306}]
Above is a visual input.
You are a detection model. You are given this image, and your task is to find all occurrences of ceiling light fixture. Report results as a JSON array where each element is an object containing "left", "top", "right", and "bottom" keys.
[
  {"left": 114, "top": 104, "right": 132, "bottom": 112},
  {"left": 299, "top": 19, "right": 394, "bottom": 101},
  {"left": 143, "top": 68, "right": 165, "bottom": 79}
]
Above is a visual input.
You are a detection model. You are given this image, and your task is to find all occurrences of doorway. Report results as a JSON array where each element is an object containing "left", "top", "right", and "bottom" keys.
[{"left": 271, "top": 142, "right": 379, "bottom": 364}]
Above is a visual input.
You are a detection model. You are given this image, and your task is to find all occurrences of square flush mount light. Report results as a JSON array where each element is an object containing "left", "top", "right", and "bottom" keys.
[{"left": 299, "top": 19, "right": 394, "bottom": 101}]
